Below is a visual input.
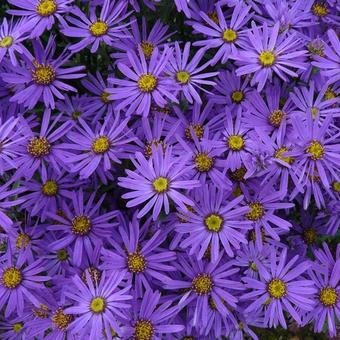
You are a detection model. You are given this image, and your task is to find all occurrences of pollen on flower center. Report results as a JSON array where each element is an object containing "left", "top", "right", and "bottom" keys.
[
  {"left": 208, "top": 11, "right": 219, "bottom": 24},
  {"left": 306, "top": 140, "right": 324, "bottom": 160},
  {"left": 176, "top": 71, "right": 191, "bottom": 84},
  {"left": 259, "top": 50, "right": 276, "bottom": 67},
  {"left": 0, "top": 36, "right": 13, "bottom": 48},
  {"left": 16, "top": 233, "right": 30, "bottom": 249},
  {"left": 42, "top": 180, "right": 58, "bottom": 196},
  {"left": 319, "top": 287, "right": 338, "bottom": 306},
  {"left": 250, "top": 262, "right": 258, "bottom": 272},
  {"left": 268, "top": 110, "right": 285, "bottom": 127},
  {"left": 231, "top": 90, "right": 244, "bottom": 103},
  {"left": 331, "top": 181, "right": 340, "bottom": 192},
  {"left": 185, "top": 123, "right": 205, "bottom": 141},
  {"left": 138, "top": 74, "right": 157, "bottom": 92},
  {"left": 222, "top": 29, "right": 238, "bottom": 43},
  {"left": 101, "top": 91, "right": 111, "bottom": 103},
  {"left": 311, "top": 107, "right": 319, "bottom": 119},
  {"left": 81, "top": 266, "right": 102, "bottom": 284},
  {"left": 246, "top": 202, "right": 264, "bottom": 221},
  {"left": 27, "top": 137, "right": 51, "bottom": 158},
  {"left": 229, "top": 167, "right": 247, "bottom": 182},
  {"left": 89, "top": 21, "right": 108, "bottom": 37},
  {"left": 274, "top": 147, "right": 294, "bottom": 165},
  {"left": 127, "top": 252, "right": 147, "bottom": 273},
  {"left": 57, "top": 249, "right": 69, "bottom": 261},
  {"left": 194, "top": 153, "right": 214, "bottom": 172},
  {"left": 134, "top": 319, "right": 154, "bottom": 340},
  {"left": 312, "top": 2, "right": 329, "bottom": 17},
  {"left": 52, "top": 307, "right": 73, "bottom": 330},
  {"left": 192, "top": 274, "right": 213, "bottom": 295},
  {"left": 72, "top": 111, "right": 81, "bottom": 120},
  {"left": 144, "top": 139, "right": 166, "bottom": 159},
  {"left": 92, "top": 136, "right": 110, "bottom": 154},
  {"left": 302, "top": 228, "right": 317, "bottom": 245},
  {"left": 324, "top": 87, "right": 336, "bottom": 100},
  {"left": 13, "top": 323, "right": 23, "bottom": 333},
  {"left": 71, "top": 215, "right": 92, "bottom": 236},
  {"left": 32, "top": 63, "right": 56, "bottom": 85},
  {"left": 228, "top": 135, "right": 245, "bottom": 151},
  {"left": 140, "top": 41, "right": 155, "bottom": 59},
  {"left": 2, "top": 267, "right": 22, "bottom": 289},
  {"left": 204, "top": 213, "right": 223, "bottom": 232},
  {"left": 90, "top": 297, "right": 106, "bottom": 313},
  {"left": 36, "top": 0, "right": 57, "bottom": 16},
  {"left": 152, "top": 176, "right": 169, "bottom": 193},
  {"left": 267, "top": 278, "right": 286, "bottom": 299}
]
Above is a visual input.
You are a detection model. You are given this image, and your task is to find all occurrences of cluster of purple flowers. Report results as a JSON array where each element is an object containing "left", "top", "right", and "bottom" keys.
[{"left": 0, "top": 0, "right": 339, "bottom": 339}]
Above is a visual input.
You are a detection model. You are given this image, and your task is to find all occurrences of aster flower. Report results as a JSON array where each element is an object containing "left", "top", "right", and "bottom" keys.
[
  {"left": 7, "top": 0, "right": 73, "bottom": 37},
  {"left": 177, "top": 184, "right": 251, "bottom": 261},
  {"left": 0, "top": 248, "right": 50, "bottom": 317},
  {"left": 61, "top": 114, "right": 134, "bottom": 179},
  {"left": 167, "top": 42, "right": 218, "bottom": 104},
  {"left": 234, "top": 22, "right": 307, "bottom": 91},
  {"left": 65, "top": 271, "right": 131, "bottom": 338},
  {"left": 118, "top": 146, "right": 200, "bottom": 220},
  {"left": 47, "top": 189, "right": 118, "bottom": 266},
  {"left": 121, "top": 289, "right": 184, "bottom": 339},
  {"left": 241, "top": 247, "right": 316, "bottom": 328},
  {"left": 193, "top": 3, "right": 252, "bottom": 65},
  {"left": 107, "top": 46, "right": 178, "bottom": 117},
  {"left": 1, "top": 36, "right": 86, "bottom": 109},
  {"left": 0, "top": 312, "right": 31, "bottom": 339},
  {"left": 62, "top": 0, "right": 131, "bottom": 53}
]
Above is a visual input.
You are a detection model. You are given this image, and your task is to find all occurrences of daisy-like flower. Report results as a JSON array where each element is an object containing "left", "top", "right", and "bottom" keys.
[
  {"left": 118, "top": 146, "right": 200, "bottom": 220},
  {"left": 7, "top": 0, "right": 73, "bottom": 38},
  {"left": 241, "top": 247, "right": 316, "bottom": 328},
  {"left": 177, "top": 184, "right": 251, "bottom": 261},
  {"left": 193, "top": 3, "right": 252, "bottom": 65},
  {"left": 234, "top": 22, "right": 307, "bottom": 91},
  {"left": 101, "top": 212, "right": 176, "bottom": 296},
  {"left": 167, "top": 42, "right": 218, "bottom": 104},
  {"left": 1, "top": 36, "right": 86, "bottom": 109},
  {"left": 107, "top": 46, "right": 178, "bottom": 117},
  {"left": 65, "top": 271, "right": 131, "bottom": 338},
  {"left": 121, "top": 289, "right": 184, "bottom": 339},
  {"left": 164, "top": 253, "right": 243, "bottom": 329},
  {"left": 62, "top": 0, "right": 131, "bottom": 53},
  {"left": 47, "top": 189, "right": 118, "bottom": 266},
  {"left": 0, "top": 18, "right": 30, "bottom": 66},
  {"left": 313, "top": 29, "right": 340, "bottom": 85},
  {"left": 0, "top": 248, "right": 50, "bottom": 317},
  {"left": 0, "top": 313, "right": 31, "bottom": 339},
  {"left": 61, "top": 114, "right": 134, "bottom": 179}
]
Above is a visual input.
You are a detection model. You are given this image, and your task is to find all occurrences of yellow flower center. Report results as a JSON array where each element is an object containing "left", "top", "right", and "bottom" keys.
[
  {"left": 259, "top": 50, "right": 276, "bottom": 67},
  {"left": 138, "top": 74, "right": 157, "bottom": 92},
  {"left": 127, "top": 252, "right": 147, "bottom": 273},
  {"left": 268, "top": 279, "right": 286, "bottom": 299},
  {"left": 192, "top": 274, "right": 213, "bottom": 295},
  {"left": 134, "top": 319, "right": 154, "bottom": 340},
  {"left": 311, "top": 106, "right": 319, "bottom": 119},
  {"left": 2, "top": 267, "right": 22, "bottom": 289},
  {"left": 92, "top": 136, "right": 110, "bottom": 154},
  {"left": 250, "top": 262, "right": 258, "bottom": 272},
  {"left": 319, "top": 287, "right": 338, "bottom": 307},
  {"left": 246, "top": 202, "right": 264, "bottom": 221},
  {"left": 302, "top": 228, "right": 317, "bottom": 245},
  {"left": 101, "top": 91, "right": 111, "bottom": 103},
  {"left": 228, "top": 167, "right": 247, "bottom": 182},
  {"left": 208, "top": 11, "right": 219, "bottom": 24},
  {"left": 90, "top": 297, "right": 106, "bottom": 313},
  {"left": 71, "top": 215, "right": 92, "bottom": 236},
  {"left": 185, "top": 123, "right": 204, "bottom": 141},
  {"left": 140, "top": 41, "right": 155, "bottom": 59},
  {"left": 72, "top": 111, "right": 81, "bottom": 120},
  {"left": 274, "top": 147, "right": 294, "bottom": 165},
  {"left": 312, "top": 2, "right": 329, "bottom": 17},
  {"left": 306, "top": 140, "right": 324, "bottom": 160},
  {"left": 331, "top": 181, "right": 340, "bottom": 192},
  {"left": 27, "top": 137, "right": 51, "bottom": 158},
  {"left": 228, "top": 135, "right": 244, "bottom": 151},
  {"left": 144, "top": 139, "right": 166, "bottom": 159},
  {"left": 324, "top": 87, "right": 337, "bottom": 100},
  {"left": 194, "top": 153, "right": 214, "bottom": 172},
  {"left": 57, "top": 249, "right": 69, "bottom": 261},
  {"left": 13, "top": 323, "right": 23, "bottom": 333},
  {"left": 81, "top": 266, "right": 101, "bottom": 284},
  {"left": 42, "top": 180, "right": 58, "bottom": 196},
  {"left": 16, "top": 233, "right": 30, "bottom": 249},
  {"left": 89, "top": 21, "right": 108, "bottom": 37},
  {"left": 204, "top": 213, "right": 223, "bottom": 232},
  {"left": 152, "top": 176, "right": 169, "bottom": 193},
  {"left": 222, "top": 29, "right": 238, "bottom": 43},
  {"left": 32, "top": 63, "right": 56, "bottom": 85},
  {"left": 0, "top": 36, "right": 13, "bottom": 48},
  {"left": 231, "top": 90, "right": 244, "bottom": 103},
  {"left": 36, "top": 0, "right": 57, "bottom": 16},
  {"left": 268, "top": 110, "right": 285, "bottom": 127},
  {"left": 176, "top": 71, "right": 191, "bottom": 84},
  {"left": 33, "top": 304, "right": 50, "bottom": 318},
  {"left": 52, "top": 308, "right": 73, "bottom": 330}
]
